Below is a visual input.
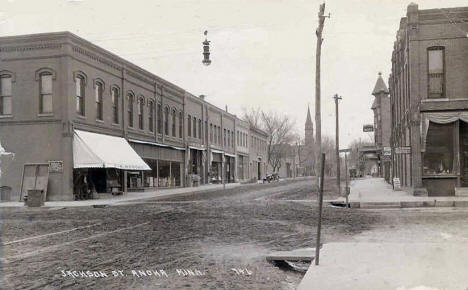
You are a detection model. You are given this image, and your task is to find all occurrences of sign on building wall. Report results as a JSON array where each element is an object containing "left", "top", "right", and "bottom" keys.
[
  {"left": 383, "top": 147, "right": 392, "bottom": 156},
  {"left": 395, "top": 146, "right": 411, "bottom": 154},
  {"left": 48, "top": 161, "right": 63, "bottom": 173},
  {"left": 363, "top": 124, "right": 374, "bottom": 132}
]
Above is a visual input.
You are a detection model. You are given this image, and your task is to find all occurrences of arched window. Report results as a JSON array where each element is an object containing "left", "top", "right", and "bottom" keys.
[
  {"left": 157, "top": 104, "right": 162, "bottom": 133},
  {"left": 0, "top": 73, "right": 12, "bottom": 116},
  {"left": 179, "top": 111, "right": 183, "bottom": 138},
  {"left": 111, "top": 86, "right": 119, "bottom": 124},
  {"left": 164, "top": 106, "right": 169, "bottom": 135},
  {"left": 172, "top": 109, "right": 176, "bottom": 137},
  {"left": 39, "top": 72, "right": 53, "bottom": 114},
  {"left": 127, "top": 92, "right": 134, "bottom": 127},
  {"left": 138, "top": 97, "right": 144, "bottom": 130},
  {"left": 148, "top": 100, "right": 154, "bottom": 132},
  {"left": 75, "top": 74, "right": 86, "bottom": 116},
  {"left": 95, "top": 81, "right": 104, "bottom": 121}
]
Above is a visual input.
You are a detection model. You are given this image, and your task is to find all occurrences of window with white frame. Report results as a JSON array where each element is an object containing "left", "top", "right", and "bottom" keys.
[
  {"left": 0, "top": 75, "right": 12, "bottom": 116},
  {"left": 39, "top": 73, "right": 53, "bottom": 114}
]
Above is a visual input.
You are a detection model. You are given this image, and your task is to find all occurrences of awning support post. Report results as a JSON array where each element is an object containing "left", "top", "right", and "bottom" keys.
[{"left": 123, "top": 170, "right": 127, "bottom": 194}]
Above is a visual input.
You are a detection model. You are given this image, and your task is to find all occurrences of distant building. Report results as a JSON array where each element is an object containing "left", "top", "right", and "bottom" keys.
[
  {"left": 371, "top": 73, "right": 391, "bottom": 182},
  {"left": 390, "top": 4, "right": 468, "bottom": 196}
]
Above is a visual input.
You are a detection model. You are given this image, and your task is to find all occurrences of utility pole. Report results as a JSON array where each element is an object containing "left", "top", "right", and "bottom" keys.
[
  {"left": 334, "top": 94, "right": 342, "bottom": 195},
  {"left": 315, "top": 3, "right": 329, "bottom": 186}
]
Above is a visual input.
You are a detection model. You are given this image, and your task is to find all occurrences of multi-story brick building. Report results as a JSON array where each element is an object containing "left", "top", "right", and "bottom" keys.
[
  {"left": 0, "top": 32, "right": 268, "bottom": 201},
  {"left": 389, "top": 4, "right": 468, "bottom": 196},
  {"left": 371, "top": 73, "right": 391, "bottom": 182}
]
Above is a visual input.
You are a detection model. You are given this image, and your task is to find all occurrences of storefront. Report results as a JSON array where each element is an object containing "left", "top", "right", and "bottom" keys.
[
  {"left": 129, "top": 139, "right": 185, "bottom": 189},
  {"left": 237, "top": 153, "right": 249, "bottom": 181},
  {"left": 420, "top": 112, "right": 468, "bottom": 196},
  {"left": 188, "top": 146, "right": 206, "bottom": 186},
  {"left": 224, "top": 153, "right": 236, "bottom": 183},
  {"left": 209, "top": 149, "right": 223, "bottom": 183},
  {"left": 73, "top": 130, "right": 151, "bottom": 199}
]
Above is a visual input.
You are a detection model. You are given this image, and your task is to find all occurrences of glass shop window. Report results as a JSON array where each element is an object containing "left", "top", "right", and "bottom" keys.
[{"left": 423, "top": 122, "right": 454, "bottom": 175}]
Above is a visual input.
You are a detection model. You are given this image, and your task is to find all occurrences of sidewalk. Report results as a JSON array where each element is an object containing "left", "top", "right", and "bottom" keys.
[
  {"left": 298, "top": 241, "right": 468, "bottom": 290},
  {"left": 0, "top": 182, "right": 242, "bottom": 208},
  {"left": 335, "top": 177, "right": 468, "bottom": 208}
]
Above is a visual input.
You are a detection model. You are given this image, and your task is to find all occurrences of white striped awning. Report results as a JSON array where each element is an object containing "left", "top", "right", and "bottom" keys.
[{"left": 73, "top": 130, "right": 151, "bottom": 170}]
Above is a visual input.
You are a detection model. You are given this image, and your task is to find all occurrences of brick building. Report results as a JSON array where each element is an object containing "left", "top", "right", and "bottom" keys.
[
  {"left": 389, "top": 4, "right": 468, "bottom": 196},
  {"left": 0, "top": 32, "right": 268, "bottom": 201},
  {"left": 371, "top": 73, "right": 391, "bottom": 182}
]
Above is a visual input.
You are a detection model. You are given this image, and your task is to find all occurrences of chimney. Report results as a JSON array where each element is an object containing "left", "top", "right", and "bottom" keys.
[
  {"left": 225, "top": 105, "right": 228, "bottom": 112},
  {"left": 199, "top": 94, "right": 205, "bottom": 100}
]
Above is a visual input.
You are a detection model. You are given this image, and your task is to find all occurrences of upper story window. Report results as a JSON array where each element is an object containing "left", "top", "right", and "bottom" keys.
[
  {"left": 179, "top": 111, "right": 183, "bottom": 138},
  {"left": 148, "top": 100, "right": 154, "bottom": 132},
  {"left": 0, "top": 74, "right": 12, "bottom": 116},
  {"left": 188, "top": 114, "right": 192, "bottom": 137},
  {"left": 128, "top": 92, "right": 134, "bottom": 128},
  {"left": 192, "top": 117, "right": 196, "bottom": 138},
  {"left": 427, "top": 46, "right": 445, "bottom": 99},
  {"left": 75, "top": 74, "right": 86, "bottom": 116},
  {"left": 198, "top": 119, "right": 202, "bottom": 139},
  {"left": 138, "top": 97, "right": 144, "bottom": 130},
  {"left": 205, "top": 121, "right": 208, "bottom": 141},
  {"left": 218, "top": 127, "right": 221, "bottom": 144},
  {"left": 111, "top": 86, "right": 119, "bottom": 124},
  {"left": 172, "top": 109, "right": 176, "bottom": 137},
  {"left": 164, "top": 106, "right": 169, "bottom": 135},
  {"left": 39, "top": 73, "right": 53, "bottom": 114},
  {"left": 95, "top": 81, "right": 104, "bottom": 121},
  {"left": 223, "top": 129, "right": 226, "bottom": 147},
  {"left": 210, "top": 124, "right": 213, "bottom": 143},
  {"left": 157, "top": 104, "right": 162, "bottom": 134}
]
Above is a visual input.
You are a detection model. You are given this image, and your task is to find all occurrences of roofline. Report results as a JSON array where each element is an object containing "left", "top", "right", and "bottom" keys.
[{"left": 0, "top": 31, "right": 186, "bottom": 94}]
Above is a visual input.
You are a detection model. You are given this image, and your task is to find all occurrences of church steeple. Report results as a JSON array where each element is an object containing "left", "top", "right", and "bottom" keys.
[
  {"left": 305, "top": 105, "right": 313, "bottom": 130},
  {"left": 305, "top": 105, "right": 314, "bottom": 146}
]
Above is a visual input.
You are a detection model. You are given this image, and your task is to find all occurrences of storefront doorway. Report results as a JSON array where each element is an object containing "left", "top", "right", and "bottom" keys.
[{"left": 460, "top": 122, "right": 468, "bottom": 186}]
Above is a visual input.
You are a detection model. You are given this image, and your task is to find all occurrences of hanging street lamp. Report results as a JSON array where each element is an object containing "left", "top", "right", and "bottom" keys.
[{"left": 202, "top": 30, "right": 211, "bottom": 66}]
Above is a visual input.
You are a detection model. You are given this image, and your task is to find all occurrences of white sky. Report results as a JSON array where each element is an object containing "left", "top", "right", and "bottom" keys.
[{"left": 1, "top": 0, "right": 468, "bottom": 147}]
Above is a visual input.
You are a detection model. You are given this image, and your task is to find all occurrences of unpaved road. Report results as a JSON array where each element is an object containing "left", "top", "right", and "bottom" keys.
[{"left": 1, "top": 178, "right": 380, "bottom": 289}]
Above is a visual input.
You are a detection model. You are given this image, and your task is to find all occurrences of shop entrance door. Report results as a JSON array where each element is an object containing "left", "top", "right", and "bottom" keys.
[
  {"left": 257, "top": 162, "right": 261, "bottom": 180},
  {"left": 460, "top": 122, "right": 468, "bottom": 186}
]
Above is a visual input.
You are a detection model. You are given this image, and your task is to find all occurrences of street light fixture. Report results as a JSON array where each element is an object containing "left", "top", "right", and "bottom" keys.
[{"left": 202, "top": 30, "right": 211, "bottom": 66}]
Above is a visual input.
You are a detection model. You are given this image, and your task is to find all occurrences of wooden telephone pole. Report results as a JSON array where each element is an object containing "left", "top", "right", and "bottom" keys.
[
  {"left": 334, "top": 94, "right": 342, "bottom": 195},
  {"left": 315, "top": 3, "right": 329, "bottom": 184}
]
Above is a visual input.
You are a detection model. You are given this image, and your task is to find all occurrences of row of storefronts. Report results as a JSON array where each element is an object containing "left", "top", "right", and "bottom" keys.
[{"left": 0, "top": 32, "right": 269, "bottom": 201}]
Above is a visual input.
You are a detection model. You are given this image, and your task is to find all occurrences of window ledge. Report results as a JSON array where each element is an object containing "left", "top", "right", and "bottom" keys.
[
  {"left": 0, "top": 114, "right": 13, "bottom": 119},
  {"left": 96, "top": 119, "right": 104, "bottom": 123},
  {"left": 112, "top": 123, "right": 120, "bottom": 127},
  {"left": 37, "top": 113, "right": 54, "bottom": 117},
  {"left": 76, "top": 115, "right": 86, "bottom": 120}
]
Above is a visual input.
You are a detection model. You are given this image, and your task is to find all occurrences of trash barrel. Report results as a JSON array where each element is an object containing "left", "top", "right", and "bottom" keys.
[
  {"left": 0, "top": 186, "right": 11, "bottom": 201},
  {"left": 26, "top": 189, "right": 45, "bottom": 207}
]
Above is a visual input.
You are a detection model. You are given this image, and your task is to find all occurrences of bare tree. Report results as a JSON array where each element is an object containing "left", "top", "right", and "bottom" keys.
[
  {"left": 261, "top": 111, "right": 295, "bottom": 172},
  {"left": 242, "top": 108, "right": 296, "bottom": 173},
  {"left": 241, "top": 107, "right": 263, "bottom": 128}
]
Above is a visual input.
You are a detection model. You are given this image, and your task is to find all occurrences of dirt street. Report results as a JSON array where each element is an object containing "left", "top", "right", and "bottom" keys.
[{"left": 0, "top": 178, "right": 385, "bottom": 289}]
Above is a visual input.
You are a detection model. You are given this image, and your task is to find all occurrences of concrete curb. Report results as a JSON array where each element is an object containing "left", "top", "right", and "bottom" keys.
[{"left": 346, "top": 200, "right": 468, "bottom": 209}]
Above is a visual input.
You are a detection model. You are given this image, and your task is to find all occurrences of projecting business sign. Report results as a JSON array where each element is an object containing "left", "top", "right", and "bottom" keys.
[
  {"left": 383, "top": 147, "right": 392, "bottom": 156},
  {"left": 363, "top": 124, "right": 374, "bottom": 132}
]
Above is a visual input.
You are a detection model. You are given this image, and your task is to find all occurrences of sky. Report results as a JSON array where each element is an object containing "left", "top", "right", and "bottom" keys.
[{"left": 1, "top": 0, "right": 468, "bottom": 147}]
